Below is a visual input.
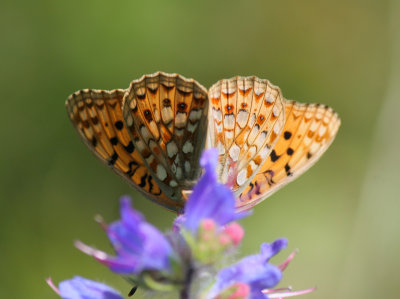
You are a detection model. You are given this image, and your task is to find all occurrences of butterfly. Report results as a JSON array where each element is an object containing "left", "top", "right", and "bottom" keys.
[{"left": 66, "top": 72, "right": 340, "bottom": 213}]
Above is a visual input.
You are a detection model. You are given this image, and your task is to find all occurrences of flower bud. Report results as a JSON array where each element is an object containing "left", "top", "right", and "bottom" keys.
[
  {"left": 223, "top": 222, "right": 244, "bottom": 246},
  {"left": 215, "top": 282, "right": 250, "bottom": 299}
]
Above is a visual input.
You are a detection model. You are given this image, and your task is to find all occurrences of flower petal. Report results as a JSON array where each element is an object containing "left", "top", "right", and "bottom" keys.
[
  {"left": 209, "top": 239, "right": 287, "bottom": 298},
  {"left": 58, "top": 276, "right": 123, "bottom": 299},
  {"left": 183, "top": 149, "right": 250, "bottom": 232},
  {"left": 78, "top": 196, "right": 175, "bottom": 275},
  {"left": 260, "top": 238, "right": 288, "bottom": 261}
]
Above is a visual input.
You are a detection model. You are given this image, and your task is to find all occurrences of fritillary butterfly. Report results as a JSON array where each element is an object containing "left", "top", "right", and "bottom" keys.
[{"left": 66, "top": 72, "right": 340, "bottom": 213}]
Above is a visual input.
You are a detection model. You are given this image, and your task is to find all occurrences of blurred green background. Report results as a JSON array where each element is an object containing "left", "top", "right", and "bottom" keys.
[{"left": 1, "top": 0, "right": 399, "bottom": 298}]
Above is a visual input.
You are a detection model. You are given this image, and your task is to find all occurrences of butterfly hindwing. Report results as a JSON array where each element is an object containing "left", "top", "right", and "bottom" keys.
[
  {"left": 122, "top": 72, "right": 209, "bottom": 203},
  {"left": 207, "top": 76, "right": 285, "bottom": 196},
  {"left": 237, "top": 100, "right": 341, "bottom": 211},
  {"left": 66, "top": 88, "right": 181, "bottom": 212}
]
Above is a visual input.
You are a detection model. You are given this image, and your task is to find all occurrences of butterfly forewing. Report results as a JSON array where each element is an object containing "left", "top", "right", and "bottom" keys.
[
  {"left": 207, "top": 76, "right": 285, "bottom": 196},
  {"left": 66, "top": 89, "right": 182, "bottom": 212},
  {"left": 237, "top": 100, "right": 341, "bottom": 211},
  {"left": 122, "top": 72, "right": 208, "bottom": 204}
]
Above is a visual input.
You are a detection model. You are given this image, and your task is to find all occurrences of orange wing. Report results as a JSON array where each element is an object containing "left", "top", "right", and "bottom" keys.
[
  {"left": 66, "top": 88, "right": 182, "bottom": 212},
  {"left": 237, "top": 100, "right": 341, "bottom": 211},
  {"left": 207, "top": 76, "right": 285, "bottom": 197},
  {"left": 122, "top": 72, "right": 209, "bottom": 204}
]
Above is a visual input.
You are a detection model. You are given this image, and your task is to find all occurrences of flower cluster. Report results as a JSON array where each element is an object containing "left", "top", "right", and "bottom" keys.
[{"left": 48, "top": 149, "right": 314, "bottom": 299}]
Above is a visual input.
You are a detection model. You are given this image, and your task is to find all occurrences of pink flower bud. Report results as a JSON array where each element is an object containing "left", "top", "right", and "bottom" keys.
[
  {"left": 201, "top": 219, "right": 217, "bottom": 231},
  {"left": 216, "top": 282, "right": 250, "bottom": 299},
  {"left": 219, "top": 233, "right": 231, "bottom": 246},
  {"left": 223, "top": 222, "right": 244, "bottom": 245},
  {"left": 229, "top": 283, "right": 250, "bottom": 299}
]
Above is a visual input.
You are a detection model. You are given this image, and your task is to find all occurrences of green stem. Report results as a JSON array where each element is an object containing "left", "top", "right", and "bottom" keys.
[{"left": 180, "top": 266, "right": 194, "bottom": 299}]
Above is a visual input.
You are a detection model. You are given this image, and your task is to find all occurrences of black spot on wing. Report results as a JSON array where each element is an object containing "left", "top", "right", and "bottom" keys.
[
  {"left": 139, "top": 173, "right": 148, "bottom": 187},
  {"left": 147, "top": 175, "right": 162, "bottom": 196},
  {"left": 91, "top": 137, "right": 97, "bottom": 147},
  {"left": 284, "top": 163, "right": 293, "bottom": 176},
  {"left": 148, "top": 86, "right": 158, "bottom": 94},
  {"left": 163, "top": 98, "right": 171, "bottom": 107},
  {"left": 108, "top": 152, "right": 119, "bottom": 165},
  {"left": 284, "top": 131, "right": 292, "bottom": 140},
  {"left": 270, "top": 150, "right": 280, "bottom": 162},
  {"left": 144, "top": 109, "right": 152, "bottom": 122},
  {"left": 265, "top": 169, "right": 275, "bottom": 186},
  {"left": 91, "top": 117, "right": 99, "bottom": 125},
  {"left": 110, "top": 137, "right": 118, "bottom": 145},
  {"left": 124, "top": 141, "right": 134, "bottom": 153},
  {"left": 137, "top": 93, "right": 146, "bottom": 100},
  {"left": 125, "top": 161, "right": 139, "bottom": 177},
  {"left": 115, "top": 121, "right": 124, "bottom": 130}
]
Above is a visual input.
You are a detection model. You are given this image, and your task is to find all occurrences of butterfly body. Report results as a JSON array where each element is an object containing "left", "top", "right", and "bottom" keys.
[{"left": 66, "top": 72, "right": 340, "bottom": 213}]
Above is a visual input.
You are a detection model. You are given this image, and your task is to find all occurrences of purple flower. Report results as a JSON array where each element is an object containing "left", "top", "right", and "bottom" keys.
[
  {"left": 209, "top": 238, "right": 288, "bottom": 299},
  {"left": 76, "top": 196, "right": 175, "bottom": 275},
  {"left": 46, "top": 276, "right": 123, "bottom": 299},
  {"left": 182, "top": 148, "right": 251, "bottom": 233}
]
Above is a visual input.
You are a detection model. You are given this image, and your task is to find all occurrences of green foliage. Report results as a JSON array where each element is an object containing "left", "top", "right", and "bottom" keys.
[{"left": 0, "top": 0, "right": 398, "bottom": 298}]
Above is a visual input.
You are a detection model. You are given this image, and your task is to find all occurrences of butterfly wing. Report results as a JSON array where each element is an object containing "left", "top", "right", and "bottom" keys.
[
  {"left": 207, "top": 76, "right": 286, "bottom": 196},
  {"left": 237, "top": 100, "right": 341, "bottom": 211},
  {"left": 122, "top": 72, "right": 209, "bottom": 204},
  {"left": 66, "top": 88, "right": 181, "bottom": 211}
]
